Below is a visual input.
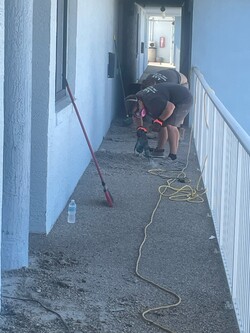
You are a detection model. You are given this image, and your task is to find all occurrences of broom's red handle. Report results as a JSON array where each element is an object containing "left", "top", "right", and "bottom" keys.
[{"left": 65, "top": 79, "right": 105, "bottom": 185}]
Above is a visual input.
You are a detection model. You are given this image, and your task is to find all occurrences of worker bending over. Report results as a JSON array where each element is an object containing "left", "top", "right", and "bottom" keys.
[
  {"left": 141, "top": 68, "right": 189, "bottom": 89},
  {"left": 125, "top": 82, "right": 193, "bottom": 164}
]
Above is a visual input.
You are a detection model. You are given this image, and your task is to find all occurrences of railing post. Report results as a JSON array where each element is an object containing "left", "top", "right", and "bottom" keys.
[
  {"left": 232, "top": 144, "right": 241, "bottom": 298},
  {"left": 218, "top": 122, "right": 227, "bottom": 248}
]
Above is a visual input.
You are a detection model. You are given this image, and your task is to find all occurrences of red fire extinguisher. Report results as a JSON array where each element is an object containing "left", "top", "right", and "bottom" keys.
[{"left": 160, "top": 36, "right": 165, "bottom": 48}]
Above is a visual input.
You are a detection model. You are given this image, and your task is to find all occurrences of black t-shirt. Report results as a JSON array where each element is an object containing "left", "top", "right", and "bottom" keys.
[
  {"left": 152, "top": 69, "right": 181, "bottom": 84},
  {"left": 136, "top": 82, "right": 193, "bottom": 118}
]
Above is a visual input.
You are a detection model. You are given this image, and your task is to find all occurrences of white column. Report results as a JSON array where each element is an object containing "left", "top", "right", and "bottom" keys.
[{"left": 2, "top": 0, "right": 33, "bottom": 270}]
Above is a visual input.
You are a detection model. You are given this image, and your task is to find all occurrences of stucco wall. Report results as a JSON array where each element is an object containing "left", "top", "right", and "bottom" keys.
[
  {"left": 136, "top": 5, "right": 147, "bottom": 81},
  {"left": 31, "top": 0, "right": 119, "bottom": 233},
  {"left": 192, "top": 0, "right": 250, "bottom": 135},
  {"left": 30, "top": 0, "right": 51, "bottom": 234},
  {"left": 0, "top": 0, "right": 4, "bottom": 303},
  {"left": 174, "top": 16, "right": 181, "bottom": 71}
]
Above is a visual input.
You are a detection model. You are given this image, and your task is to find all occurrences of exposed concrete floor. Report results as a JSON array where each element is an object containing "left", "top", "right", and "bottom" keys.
[{"left": 1, "top": 118, "right": 240, "bottom": 333}]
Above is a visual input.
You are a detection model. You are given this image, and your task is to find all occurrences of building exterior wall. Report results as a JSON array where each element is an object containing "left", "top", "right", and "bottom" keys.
[
  {"left": 192, "top": 0, "right": 250, "bottom": 135},
  {"left": 30, "top": 0, "right": 119, "bottom": 233},
  {"left": 136, "top": 4, "right": 147, "bottom": 82},
  {"left": 0, "top": 0, "right": 4, "bottom": 307},
  {"left": 174, "top": 16, "right": 181, "bottom": 71},
  {"left": 30, "top": 0, "right": 51, "bottom": 234}
]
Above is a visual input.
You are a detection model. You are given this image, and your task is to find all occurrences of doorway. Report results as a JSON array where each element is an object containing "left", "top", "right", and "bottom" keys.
[
  {"left": 120, "top": 0, "right": 193, "bottom": 94},
  {"left": 146, "top": 7, "right": 181, "bottom": 70}
]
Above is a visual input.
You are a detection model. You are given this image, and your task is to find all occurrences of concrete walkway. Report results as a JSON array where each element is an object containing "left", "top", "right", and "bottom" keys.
[{"left": 27, "top": 119, "right": 240, "bottom": 333}]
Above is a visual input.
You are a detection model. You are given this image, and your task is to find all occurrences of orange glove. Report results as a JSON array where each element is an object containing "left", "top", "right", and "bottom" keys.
[{"left": 151, "top": 118, "right": 163, "bottom": 132}]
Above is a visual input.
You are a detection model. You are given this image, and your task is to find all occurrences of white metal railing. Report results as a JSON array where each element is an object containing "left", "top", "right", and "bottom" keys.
[{"left": 191, "top": 67, "right": 250, "bottom": 333}]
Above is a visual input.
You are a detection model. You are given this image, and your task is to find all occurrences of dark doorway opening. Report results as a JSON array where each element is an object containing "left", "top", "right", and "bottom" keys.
[{"left": 118, "top": 0, "right": 193, "bottom": 96}]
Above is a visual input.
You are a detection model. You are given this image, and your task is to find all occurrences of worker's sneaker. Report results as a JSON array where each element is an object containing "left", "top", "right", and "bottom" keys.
[
  {"left": 149, "top": 148, "right": 165, "bottom": 158},
  {"left": 162, "top": 157, "right": 186, "bottom": 170}
]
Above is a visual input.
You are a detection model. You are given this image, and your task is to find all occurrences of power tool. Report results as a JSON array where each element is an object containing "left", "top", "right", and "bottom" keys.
[{"left": 134, "top": 127, "right": 150, "bottom": 158}]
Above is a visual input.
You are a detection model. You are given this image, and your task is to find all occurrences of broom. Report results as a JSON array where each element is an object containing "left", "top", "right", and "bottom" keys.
[{"left": 65, "top": 78, "right": 113, "bottom": 207}]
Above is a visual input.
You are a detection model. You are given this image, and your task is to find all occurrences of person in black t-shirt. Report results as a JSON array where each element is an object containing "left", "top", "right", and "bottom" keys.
[
  {"left": 125, "top": 82, "right": 193, "bottom": 161},
  {"left": 141, "top": 68, "right": 189, "bottom": 89},
  {"left": 141, "top": 68, "right": 189, "bottom": 147}
]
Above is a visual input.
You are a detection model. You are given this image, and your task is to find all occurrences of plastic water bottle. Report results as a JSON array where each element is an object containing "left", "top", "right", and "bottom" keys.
[{"left": 67, "top": 200, "right": 76, "bottom": 223}]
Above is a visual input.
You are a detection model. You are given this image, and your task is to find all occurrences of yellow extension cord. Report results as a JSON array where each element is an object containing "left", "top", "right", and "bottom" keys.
[{"left": 135, "top": 126, "right": 208, "bottom": 333}]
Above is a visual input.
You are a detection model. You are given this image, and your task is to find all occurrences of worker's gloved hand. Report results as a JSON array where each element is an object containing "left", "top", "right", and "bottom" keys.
[
  {"left": 136, "top": 126, "right": 147, "bottom": 138},
  {"left": 135, "top": 126, "right": 150, "bottom": 157},
  {"left": 151, "top": 118, "right": 163, "bottom": 132}
]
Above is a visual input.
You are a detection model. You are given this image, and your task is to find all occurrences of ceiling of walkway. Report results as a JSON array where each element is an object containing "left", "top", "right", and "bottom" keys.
[
  {"left": 143, "top": 6, "right": 181, "bottom": 17},
  {"left": 131, "top": 0, "right": 189, "bottom": 17}
]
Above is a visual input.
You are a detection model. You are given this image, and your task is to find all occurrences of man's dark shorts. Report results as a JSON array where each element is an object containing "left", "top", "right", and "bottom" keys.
[{"left": 163, "top": 102, "right": 192, "bottom": 127}]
